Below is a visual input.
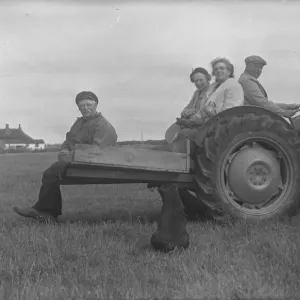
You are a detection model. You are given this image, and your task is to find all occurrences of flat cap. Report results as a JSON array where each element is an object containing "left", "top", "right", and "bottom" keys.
[
  {"left": 75, "top": 91, "right": 98, "bottom": 105},
  {"left": 245, "top": 55, "right": 267, "bottom": 66}
]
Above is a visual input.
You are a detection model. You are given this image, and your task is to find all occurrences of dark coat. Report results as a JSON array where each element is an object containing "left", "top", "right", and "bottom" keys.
[{"left": 61, "top": 112, "right": 117, "bottom": 150}]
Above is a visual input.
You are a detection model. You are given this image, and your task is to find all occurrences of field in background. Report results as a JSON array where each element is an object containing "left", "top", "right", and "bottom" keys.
[
  {"left": 1, "top": 152, "right": 300, "bottom": 299},
  {"left": 0, "top": 140, "right": 168, "bottom": 154}
]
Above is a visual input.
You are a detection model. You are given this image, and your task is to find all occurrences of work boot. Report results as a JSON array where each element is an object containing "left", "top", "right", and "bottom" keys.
[{"left": 13, "top": 206, "right": 58, "bottom": 222}]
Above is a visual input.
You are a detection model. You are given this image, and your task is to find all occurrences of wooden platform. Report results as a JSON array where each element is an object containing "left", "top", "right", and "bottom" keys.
[{"left": 59, "top": 142, "right": 191, "bottom": 173}]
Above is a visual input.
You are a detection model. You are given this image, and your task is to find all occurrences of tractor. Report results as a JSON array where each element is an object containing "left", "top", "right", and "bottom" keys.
[{"left": 58, "top": 106, "right": 300, "bottom": 252}]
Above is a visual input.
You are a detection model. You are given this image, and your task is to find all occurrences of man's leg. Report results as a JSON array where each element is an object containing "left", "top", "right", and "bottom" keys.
[{"left": 13, "top": 161, "right": 68, "bottom": 220}]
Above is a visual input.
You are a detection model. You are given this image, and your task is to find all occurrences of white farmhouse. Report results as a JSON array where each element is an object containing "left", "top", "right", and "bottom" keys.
[{"left": 0, "top": 124, "right": 46, "bottom": 152}]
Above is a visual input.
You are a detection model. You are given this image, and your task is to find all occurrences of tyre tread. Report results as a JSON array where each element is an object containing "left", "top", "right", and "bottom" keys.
[{"left": 194, "top": 111, "right": 300, "bottom": 221}]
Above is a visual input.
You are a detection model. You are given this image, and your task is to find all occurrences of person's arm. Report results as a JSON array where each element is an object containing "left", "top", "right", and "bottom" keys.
[
  {"left": 61, "top": 135, "right": 82, "bottom": 151},
  {"left": 241, "top": 79, "right": 286, "bottom": 114},
  {"left": 180, "top": 103, "right": 214, "bottom": 127},
  {"left": 181, "top": 91, "right": 199, "bottom": 117},
  {"left": 181, "top": 108, "right": 199, "bottom": 117},
  {"left": 61, "top": 140, "right": 71, "bottom": 151},
  {"left": 276, "top": 103, "right": 300, "bottom": 110},
  {"left": 60, "top": 119, "right": 81, "bottom": 151},
  {"left": 221, "top": 81, "right": 244, "bottom": 111},
  {"left": 276, "top": 103, "right": 290, "bottom": 110},
  {"left": 92, "top": 121, "right": 118, "bottom": 147}
]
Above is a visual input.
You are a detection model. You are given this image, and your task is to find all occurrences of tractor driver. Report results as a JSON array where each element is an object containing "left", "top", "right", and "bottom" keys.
[
  {"left": 13, "top": 91, "right": 118, "bottom": 221},
  {"left": 238, "top": 55, "right": 300, "bottom": 117}
]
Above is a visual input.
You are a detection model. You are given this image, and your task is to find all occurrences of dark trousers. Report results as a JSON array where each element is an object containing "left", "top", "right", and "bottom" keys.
[{"left": 32, "top": 161, "right": 68, "bottom": 217}]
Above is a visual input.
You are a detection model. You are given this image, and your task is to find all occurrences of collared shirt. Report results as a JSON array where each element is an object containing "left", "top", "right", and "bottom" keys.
[{"left": 238, "top": 71, "right": 285, "bottom": 114}]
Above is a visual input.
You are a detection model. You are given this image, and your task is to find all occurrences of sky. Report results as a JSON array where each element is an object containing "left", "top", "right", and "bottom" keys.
[{"left": 0, "top": 0, "right": 300, "bottom": 143}]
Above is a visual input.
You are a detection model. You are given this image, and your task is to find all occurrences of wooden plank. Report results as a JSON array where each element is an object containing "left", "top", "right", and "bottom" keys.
[
  {"left": 72, "top": 144, "right": 188, "bottom": 173},
  {"left": 63, "top": 166, "right": 195, "bottom": 185}
]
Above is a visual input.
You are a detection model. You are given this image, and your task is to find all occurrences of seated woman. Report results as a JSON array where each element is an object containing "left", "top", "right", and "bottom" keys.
[
  {"left": 157, "top": 57, "right": 245, "bottom": 152},
  {"left": 165, "top": 67, "right": 211, "bottom": 143},
  {"left": 180, "top": 67, "right": 211, "bottom": 120}
]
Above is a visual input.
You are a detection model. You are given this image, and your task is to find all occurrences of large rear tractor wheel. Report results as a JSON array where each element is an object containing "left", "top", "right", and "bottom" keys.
[{"left": 194, "top": 112, "right": 300, "bottom": 222}]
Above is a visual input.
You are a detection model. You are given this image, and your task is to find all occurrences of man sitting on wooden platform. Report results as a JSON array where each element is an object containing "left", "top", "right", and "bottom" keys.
[{"left": 13, "top": 91, "right": 118, "bottom": 221}]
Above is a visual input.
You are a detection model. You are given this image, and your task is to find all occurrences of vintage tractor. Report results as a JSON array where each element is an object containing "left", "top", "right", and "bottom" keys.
[{"left": 59, "top": 106, "right": 300, "bottom": 252}]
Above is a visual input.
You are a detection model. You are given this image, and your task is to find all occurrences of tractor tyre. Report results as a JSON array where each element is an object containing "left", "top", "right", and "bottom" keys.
[{"left": 194, "top": 112, "right": 300, "bottom": 222}]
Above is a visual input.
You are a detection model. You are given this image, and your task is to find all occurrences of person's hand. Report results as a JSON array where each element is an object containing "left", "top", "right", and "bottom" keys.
[
  {"left": 66, "top": 132, "right": 82, "bottom": 144},
  {"left": 58, "top": 149, "right": 72, "bottom": 162},
  {"left": 181, "top": 109, "right": 198, "bottom": 118},
  {"left": 176, "top": 118, "right": 189, "bottom": 125},
  {"left": 176, "top": 118, "right": 194, "bottom": 127},
  {"left": 180, "top": 111, "right": 190, "bottom": 118},
  {"left": 282, "top": 110, "right": 297, "bottom": 118}
]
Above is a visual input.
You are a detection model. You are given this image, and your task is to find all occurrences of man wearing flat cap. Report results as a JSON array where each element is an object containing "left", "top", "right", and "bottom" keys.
[
  {"left": 13, "top": 91, "right": 118, "bottom": 221},
  {"left": 238, "top": 55, "right": 300, "bottom": 117}
]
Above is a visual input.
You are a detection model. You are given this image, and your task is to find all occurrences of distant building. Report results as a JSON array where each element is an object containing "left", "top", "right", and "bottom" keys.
[
  {"left": 0, "top": 124, "right": 46, "bottom": 152},
  {"left": 27, "top": 139, "right": 46, "bottom": 151}
]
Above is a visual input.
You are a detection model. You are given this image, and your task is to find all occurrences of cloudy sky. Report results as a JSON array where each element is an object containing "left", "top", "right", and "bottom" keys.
[{"left": 0, "top": 0, "right": 299, "bottom": 143}]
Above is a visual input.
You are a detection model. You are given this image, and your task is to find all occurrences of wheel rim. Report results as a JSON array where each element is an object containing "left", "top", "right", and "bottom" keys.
[{"left": 220, "top": 138, "right": 294, "bottom": 216}]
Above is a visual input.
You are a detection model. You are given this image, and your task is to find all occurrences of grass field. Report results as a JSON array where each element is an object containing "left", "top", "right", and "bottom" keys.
[{"left": 1, "top": 152, "right": 300, "bottom": 299}]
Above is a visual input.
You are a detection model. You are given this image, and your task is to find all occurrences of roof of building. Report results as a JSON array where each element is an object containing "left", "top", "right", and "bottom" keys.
[
  {"left": 34, "top": 139, "right": 45, "bottom": 144},
  {"left": 0, "top": 124, "right": 36, "bottom": 144}
]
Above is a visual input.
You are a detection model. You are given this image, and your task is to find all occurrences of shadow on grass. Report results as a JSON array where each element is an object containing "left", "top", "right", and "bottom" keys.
[
  {"left": 57, "top": 207, "right": 217, "bottom": 225},
  {"left": 58, "top": 208, "right": 161, "bottom": 225}
]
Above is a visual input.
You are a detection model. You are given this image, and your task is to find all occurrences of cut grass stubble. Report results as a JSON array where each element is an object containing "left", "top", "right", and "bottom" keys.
[{"left": 0, "top": 152, "right": 300, "bottom": 299}]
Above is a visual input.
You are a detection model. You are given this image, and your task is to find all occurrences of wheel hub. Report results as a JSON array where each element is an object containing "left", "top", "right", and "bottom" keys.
[
  {"left": 248, "top": 164, "right": 269, "bottom": 186},
  {"left": 226, "top": 144, "right": 282, "bottom": 205}
]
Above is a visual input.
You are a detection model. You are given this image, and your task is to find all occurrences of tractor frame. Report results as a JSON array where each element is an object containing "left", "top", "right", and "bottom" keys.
[{"left": 58, "top": 106, "right": 300, "bottom": 223}]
